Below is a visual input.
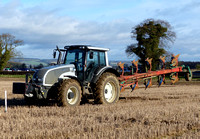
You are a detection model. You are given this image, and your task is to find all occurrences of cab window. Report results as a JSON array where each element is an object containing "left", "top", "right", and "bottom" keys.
[
  {"left": 99, "top": 52, "right": 106, "bottom": 66},
  {"left": 86, "top": 51, "right": 106, "bottom": 68}
]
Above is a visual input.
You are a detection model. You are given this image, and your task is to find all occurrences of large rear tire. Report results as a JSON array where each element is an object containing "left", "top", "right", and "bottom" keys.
[
  {"left": 57, "top": 79, "right": 82, "bottom": 107},
  {"left": 94, "top": 73, "right": 120, "bottom": 104}
]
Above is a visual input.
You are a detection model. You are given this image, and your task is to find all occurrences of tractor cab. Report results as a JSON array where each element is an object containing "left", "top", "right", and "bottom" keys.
[{"left": 53, "top": 45, "right": 110, "bottom": 82}]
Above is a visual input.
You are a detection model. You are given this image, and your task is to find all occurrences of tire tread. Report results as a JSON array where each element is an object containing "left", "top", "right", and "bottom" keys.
[{"left": 93, "top": 72, "right": 119, "bottom": 104}]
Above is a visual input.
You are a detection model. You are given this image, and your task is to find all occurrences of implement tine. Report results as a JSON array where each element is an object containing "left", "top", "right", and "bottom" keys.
[{"left": 117, "top": 62, "right": 125, "bottom": 76}]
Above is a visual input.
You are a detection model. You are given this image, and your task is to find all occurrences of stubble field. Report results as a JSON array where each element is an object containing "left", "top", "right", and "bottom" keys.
[{"left": 0, "top": 78, "right": 200, "bottom": 139}]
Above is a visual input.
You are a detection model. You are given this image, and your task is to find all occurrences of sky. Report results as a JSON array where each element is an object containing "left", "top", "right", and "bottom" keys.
[{"left": 0, "top": 0, "right": 200, "bottom": 61}]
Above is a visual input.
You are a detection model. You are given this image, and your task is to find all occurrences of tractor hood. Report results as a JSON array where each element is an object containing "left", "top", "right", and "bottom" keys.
[{"left": 33, "top": 64, "right": 76, "bottom": 86}]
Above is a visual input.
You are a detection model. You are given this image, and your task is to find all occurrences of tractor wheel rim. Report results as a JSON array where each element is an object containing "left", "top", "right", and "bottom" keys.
[
  {"left": 104, "top": 81, "right": 115, "bottom": 102},
  {"left": 67, "top": 86, "right": 78, "bottom": 105}
]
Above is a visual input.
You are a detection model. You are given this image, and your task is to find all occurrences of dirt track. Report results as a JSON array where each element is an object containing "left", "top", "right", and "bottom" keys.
[{"left": 0, "top": 78, "right": 200, "bottom": 138}]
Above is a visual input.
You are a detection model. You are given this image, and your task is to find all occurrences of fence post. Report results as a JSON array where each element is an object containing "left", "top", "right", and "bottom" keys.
[{"left": 5, "top": 90, "right": 7, "bottom": 112}]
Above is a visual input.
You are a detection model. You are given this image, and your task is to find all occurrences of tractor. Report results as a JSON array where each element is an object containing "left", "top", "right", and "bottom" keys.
[
  {"left": 13, "top": 45, "right": 192, "bottom": 106},
  {"left": 13, "top": 45, "right": 120, "bottom": 106}
]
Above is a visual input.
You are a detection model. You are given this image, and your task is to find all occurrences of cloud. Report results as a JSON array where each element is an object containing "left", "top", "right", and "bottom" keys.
[
  {"left": 180, "top": 0, "right": 200, "bottom": 12},
  {"left": 180, "top": 53, "right": 200, "bottom": 61},
  {"left": 0, "top": 1, "right": 134, "bottom": 59},
  {"left": 0, "top": 0, "right": 200, "bottom": 61}
]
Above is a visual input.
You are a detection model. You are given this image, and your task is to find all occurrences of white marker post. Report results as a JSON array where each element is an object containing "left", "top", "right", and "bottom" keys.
[{"left": 5, "top": 90, "right": 7, "bottom": 112}]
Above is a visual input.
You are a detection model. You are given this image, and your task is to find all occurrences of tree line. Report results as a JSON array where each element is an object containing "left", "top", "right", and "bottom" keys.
[{"left": 5, "top": 62, "right": 44, "bottom": 71}]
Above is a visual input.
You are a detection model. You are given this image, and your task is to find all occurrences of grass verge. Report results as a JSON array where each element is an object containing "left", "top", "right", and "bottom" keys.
[{"left": 0, "top": 74, "right": 26, "bottom": 78}]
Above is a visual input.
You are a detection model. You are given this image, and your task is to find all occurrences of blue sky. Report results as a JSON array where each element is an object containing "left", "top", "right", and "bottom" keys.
[{"left": 0, "top": 0, "right": 200, "bottom": 61}]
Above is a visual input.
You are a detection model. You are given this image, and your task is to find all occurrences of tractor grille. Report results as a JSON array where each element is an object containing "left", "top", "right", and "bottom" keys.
[{"left": 44, "top": 67, "right": 70, "bottom": 85}]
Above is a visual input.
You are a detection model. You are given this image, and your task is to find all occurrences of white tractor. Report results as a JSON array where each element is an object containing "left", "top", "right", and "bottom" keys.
[{"left": 13, "top": 45, "right": 120, "bottom": 106}]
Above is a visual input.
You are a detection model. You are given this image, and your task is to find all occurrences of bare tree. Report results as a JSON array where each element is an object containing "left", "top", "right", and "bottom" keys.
[{"left": 0, "top": 33, "right": 23, "bottom": 70}]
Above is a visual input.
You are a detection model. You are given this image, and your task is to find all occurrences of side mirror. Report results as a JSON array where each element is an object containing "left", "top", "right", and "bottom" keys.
[
  {"left": 89, "top": 52, "right": 93, "bottom": 59},
  {"left": 53, "top": 51, "right": 56, "bottom": 58}
]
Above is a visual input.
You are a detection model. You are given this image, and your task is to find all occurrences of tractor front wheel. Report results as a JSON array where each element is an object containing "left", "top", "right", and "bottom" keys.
[
  {"left": 94, "top": 73, "right": 120, "bottom": 104},
  {"left": 57, "top": 79, "right": 82, "bottom": 107}
]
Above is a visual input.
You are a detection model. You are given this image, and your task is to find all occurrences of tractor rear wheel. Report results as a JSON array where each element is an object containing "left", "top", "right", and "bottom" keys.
[
  {"left": 57, "top": 79, "right": 82, "bottom": 107},
  {"left": 94, "top": 73, "right": 120, "bottom": 104}
]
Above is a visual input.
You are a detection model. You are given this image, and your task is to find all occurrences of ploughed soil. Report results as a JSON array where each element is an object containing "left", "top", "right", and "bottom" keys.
[{"left": 0, "top": 78, "right": 200, "bottom": 138}]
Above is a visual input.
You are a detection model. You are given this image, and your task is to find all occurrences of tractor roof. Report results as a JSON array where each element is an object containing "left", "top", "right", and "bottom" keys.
[{"left": 64, "top": 45, "right": 109, "bottom": 51}]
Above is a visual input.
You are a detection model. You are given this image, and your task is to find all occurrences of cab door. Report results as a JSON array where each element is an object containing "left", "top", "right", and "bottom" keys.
[
  {"left": 65, "top": 49, "right": 85, "bottom": 81},
  {"left": 85, "top": 50, "right": 106, "bottom": 81}
]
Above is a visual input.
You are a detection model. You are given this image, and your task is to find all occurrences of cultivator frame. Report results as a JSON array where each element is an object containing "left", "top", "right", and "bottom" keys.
[{"left": 118, "top": 54, "right": 192, "bottom": 92}]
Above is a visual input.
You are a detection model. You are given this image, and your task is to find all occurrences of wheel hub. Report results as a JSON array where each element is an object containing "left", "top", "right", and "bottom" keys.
[
  {"left": 66, "top": 87, "right": 78, "bottom": 105},
  {"left": 105, "top": 89, "right": 108, "bottom": 94},
  {"left": 68, "top": 92, "right": 74, "bottom": 99},
  {"left": 104, "top": 82, "right": 114, "bottom": 102}
]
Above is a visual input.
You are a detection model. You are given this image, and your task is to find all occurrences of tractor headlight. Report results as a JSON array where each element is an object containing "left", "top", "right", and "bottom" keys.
[
  {"left": 38, "top": 78, "right": 43, "bottom": 82},
  {"left": 33, "top": 77, "right": 43, "bottom": 83},
  {"left": 32, "top": 69, "right": 47, "bottom": 84},
  {"left": 70, "top": 67, "right": 76, "bottom": 72}
]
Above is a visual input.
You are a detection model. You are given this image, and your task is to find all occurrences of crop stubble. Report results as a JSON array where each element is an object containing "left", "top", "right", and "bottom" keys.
[{"left": 0, "top": 79, "right": 200, "bottom": 139}]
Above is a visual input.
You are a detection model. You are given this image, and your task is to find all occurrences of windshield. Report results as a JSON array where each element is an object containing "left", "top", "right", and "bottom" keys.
[
  {"left": 65, "top": 49, "right": 85, "bottom": 65},
  {"left": 65, "top": 49, "right": 85, "bottom": 80}
]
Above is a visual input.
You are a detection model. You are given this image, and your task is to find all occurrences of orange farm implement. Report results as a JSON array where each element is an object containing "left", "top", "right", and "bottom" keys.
[{"left": 118, "top": 54, "right": 192, "bottom": 92}]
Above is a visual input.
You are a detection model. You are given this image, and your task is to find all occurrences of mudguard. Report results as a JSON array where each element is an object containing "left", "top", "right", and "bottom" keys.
[{"left": 91, "top": 66, "right": 120, "bottom": 83}]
